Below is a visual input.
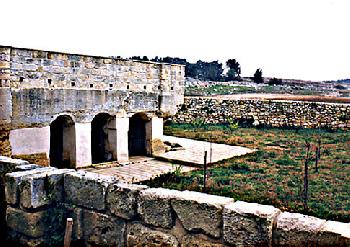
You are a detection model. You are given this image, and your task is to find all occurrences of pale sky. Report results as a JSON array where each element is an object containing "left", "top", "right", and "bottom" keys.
[{"left": 1, "top": 0, "right": 350, "bottom": 81}]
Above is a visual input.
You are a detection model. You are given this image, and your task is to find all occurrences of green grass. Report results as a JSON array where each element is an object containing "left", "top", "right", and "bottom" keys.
[
  {"left": 143, "top": 124, "right": 350, "bottom": 222},
  {"left": 184, "top": 84, "right": 328, "bottom": 96}
]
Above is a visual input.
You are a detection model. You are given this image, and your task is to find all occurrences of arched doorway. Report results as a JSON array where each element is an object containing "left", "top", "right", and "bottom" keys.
[
  {"left": 91, "top": 113, "right": 115, "bottom": 164},
  {"left": 50, "top": 115, "right": 76, "bottom": 168},
  {"left": 128, "top": 113, "right": 149, "bottom": 156}
]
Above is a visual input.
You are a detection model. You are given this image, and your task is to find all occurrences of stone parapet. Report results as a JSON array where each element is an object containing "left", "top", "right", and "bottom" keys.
[{"left": 1, "top": 156, "right": 349, "bottom": 246}]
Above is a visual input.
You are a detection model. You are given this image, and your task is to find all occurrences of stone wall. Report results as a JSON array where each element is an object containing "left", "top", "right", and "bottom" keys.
[
  {"left": 0, "top": 45, "right": 185, "bottom": 128},
  {"left": 1, "top": 156, "right": 349, "bottom": 246},
  {"left": 173, "top": 97, "right": 350, "bottom": 130},
  {"left": 0, "top": 45, "right": 186, "bottom": 161}
]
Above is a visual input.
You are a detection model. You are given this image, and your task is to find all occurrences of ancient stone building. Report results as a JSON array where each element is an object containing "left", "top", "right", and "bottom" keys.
[{"left": 0, "top": 46, "right": 185, "bottom": 168}]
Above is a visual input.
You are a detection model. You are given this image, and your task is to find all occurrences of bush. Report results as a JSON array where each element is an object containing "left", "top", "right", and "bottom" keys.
[{"left": 268, "top": 78, "right": 283, "bottom": 85}]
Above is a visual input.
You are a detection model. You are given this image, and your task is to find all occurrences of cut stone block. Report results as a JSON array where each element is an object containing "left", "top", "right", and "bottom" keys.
[
  {"left": 81, "top": 209, "right": 126, "bottom": 247},
  {"left": 182, "top": 234, "right": 228, "bottom": 247},
  {"left": 223, "top": 201, "right": 281, "bottom": 247},
  {"left": 14, "top": 164, "right": 41, "bottom": 171},
  {"left": 274, "top": 212, "right": 327, "bottom": 246},
  {"left": 317, "top": 221, "right": 350, "bottom": 246},
  {"left": 6, "top": 206, "right": 46, "bottom": 238},
  {"left": 127, "top": 222, "right": 179, "bottom": 247},
  {"left": 5, "top": 167, "right": 56, "bottom": 206},
  {"left": 7, "top": 229, "right": 45, "bottom": 247},
  {"left": 138, "top": 188, "right": 178, "bottom": 228},
  {"left": 171, "top": 190, "right": 233, "bottom": 238},
  {"left": 20, "top": 169, "right": 72, "bottom": 209},
  {"left": 106, "top": 182, "right": 148, "bottom": 220},
  {"left": 64, "top": 170, "right": 117, "bottom": 210},
  {"left": 0, "top": 156, "right": 29, "bottom": 175}
]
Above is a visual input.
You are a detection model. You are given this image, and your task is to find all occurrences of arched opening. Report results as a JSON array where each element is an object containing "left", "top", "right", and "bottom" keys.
[
  {"left": 91, "top": 113, "right": 116, "bottom": 164},
  {"left": 128, "top": 113, "right": 149, "bottom": 156},
  {"left": 50, "top": 115, "right": 76, "bottom": 168}
]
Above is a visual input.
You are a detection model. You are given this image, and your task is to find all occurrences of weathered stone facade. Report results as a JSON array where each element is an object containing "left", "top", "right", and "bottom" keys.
[
  {"left": 173, "top": 97, "right": 350, "bottom": 130},
  {"left": 0, "top": 46, "right": 185, "bottom": 167},
  {"left": 1, "top": 156, "right": 349, "bottom": 246}
]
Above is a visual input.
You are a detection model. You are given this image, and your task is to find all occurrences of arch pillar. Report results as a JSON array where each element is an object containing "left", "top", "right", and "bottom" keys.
[
  {"left": 145, "top": 117, "right": 163, "bottom": 155},
  {"left": 115, "top": 117, "right": 129, "bottom": 163},
  {"left": 75, "top": 122, "right": 92, "bottom": 168}
]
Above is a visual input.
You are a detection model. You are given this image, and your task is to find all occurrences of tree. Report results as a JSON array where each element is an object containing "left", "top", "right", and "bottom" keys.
[
  {"left": 225, "top": 59, "right": 241, "bottom": 81},
  {"left": 253, "top": 69, "right": 263, "bottom": 84},
  {"left": 268, "top": 78, "right": 283, "bottom": 85}
]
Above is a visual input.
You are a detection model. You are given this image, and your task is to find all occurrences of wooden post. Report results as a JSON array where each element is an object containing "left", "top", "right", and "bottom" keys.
[
  {"left": 64, "top": 218, "right": 73, "bottom": 247},
  {"left": 203, "top": 151, "right": 207, "bottom": 192},
  {"left": 303, "top": 141, "right": 311, "bottom": 212},
  {"left": 315, "top": 137, "right": 321, "bottom": 173},
  {"left": 210, "top": 142, "right": 213, "bottom": 164}
]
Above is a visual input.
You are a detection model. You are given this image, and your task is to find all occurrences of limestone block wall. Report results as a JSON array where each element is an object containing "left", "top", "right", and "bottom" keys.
[
  {"left": 173, "top": 97, "right": 350, "bottom": 130},
  {"left": 0, "top": 45, "right": 185, "bottom": 128},
  {"left": 1, "top": 156, "right": 349, "bottom": 246}
]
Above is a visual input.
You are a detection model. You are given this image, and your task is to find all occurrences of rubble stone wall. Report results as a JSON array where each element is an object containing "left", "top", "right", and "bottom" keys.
[
  {"left": 1, "top": 156, "right": 349, "bottom": 246},
  {"left": 173, "top": 97, "right": 350, "bottom": 130}
]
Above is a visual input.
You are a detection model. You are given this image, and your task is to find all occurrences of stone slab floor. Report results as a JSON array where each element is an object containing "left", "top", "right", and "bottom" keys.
[
  {"left": 158, "top": 135, "right": 255, "bottom": 165},
  {"left": 85, "top": 136, "right": 254, "bottom": 183}
]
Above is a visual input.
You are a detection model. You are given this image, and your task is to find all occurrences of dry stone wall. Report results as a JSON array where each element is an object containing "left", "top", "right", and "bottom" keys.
[
  {"left": 173, "top": 97, "right": 350, "bottom": 130},
  {"left": 1, "top": 156, "right": 349, "bottom": 246}
]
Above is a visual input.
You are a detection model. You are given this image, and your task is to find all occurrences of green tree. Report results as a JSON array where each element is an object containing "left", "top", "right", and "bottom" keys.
[
  {"left": 253, "top": 68, "right": 263, "bottom": 84},
  {"left": 225, "top": 59, "right": 241, "bottom": 81}
]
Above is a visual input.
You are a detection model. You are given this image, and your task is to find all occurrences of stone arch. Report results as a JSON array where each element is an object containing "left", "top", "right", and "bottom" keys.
[
  {"left": 128, "top": 112, "right": 150, "bottom": 156},
  {"left": 91, "top": 113, "right": 116, "bottom": 164},
  {"left": 49, "top": 115, "right": 76, "bottom": 168}
]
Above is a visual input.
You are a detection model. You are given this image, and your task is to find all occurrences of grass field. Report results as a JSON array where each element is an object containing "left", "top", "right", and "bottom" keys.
[
  {"left": 144, "top": 124, "right": 350, "bottom": 222},
  {"left": 185, "top": 84, "right": 350, "bottom": 102}
]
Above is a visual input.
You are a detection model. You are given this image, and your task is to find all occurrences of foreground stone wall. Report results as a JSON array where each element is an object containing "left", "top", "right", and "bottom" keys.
[
  {"left": 1, "top": 156, "right": 349, "bottom": 246},
  {"left": 173, "top": 97, "right": 350, "bottom": 130}
]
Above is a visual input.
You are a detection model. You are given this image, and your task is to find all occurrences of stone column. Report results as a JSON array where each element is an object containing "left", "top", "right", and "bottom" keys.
[
  {"left": 75, "top": 122, "right": 92, "bottom": 168},
  {"left": 115, "top": 117, "right": 129, "bottom": 163},
  {"left": 145, "top": 117, "right": 163, "bottom": 155}
]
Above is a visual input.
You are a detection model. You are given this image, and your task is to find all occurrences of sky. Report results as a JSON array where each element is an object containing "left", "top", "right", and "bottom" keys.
[{"left": 1, "top": 0, "right": 350, "bottom": 81}]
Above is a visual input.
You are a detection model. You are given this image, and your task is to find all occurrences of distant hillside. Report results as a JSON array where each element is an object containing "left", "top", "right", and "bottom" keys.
[{"left": 324, "top": 79, "right": 350, "bottom": 84}]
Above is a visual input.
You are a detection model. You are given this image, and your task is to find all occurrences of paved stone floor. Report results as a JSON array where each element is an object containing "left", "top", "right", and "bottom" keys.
[
  {"left": 84, "top": 156, "right": 196, "bottom": 183},
  {"left": 85, "top": 136, "right": 255, "bottom": 183},
  {"left": 158, "top": 135, "right": 255, "bottom": 165}
]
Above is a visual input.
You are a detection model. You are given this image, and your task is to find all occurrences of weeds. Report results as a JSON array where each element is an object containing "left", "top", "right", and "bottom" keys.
[{"left": 154, "top": 124, "right": 350, "bottom": 222}]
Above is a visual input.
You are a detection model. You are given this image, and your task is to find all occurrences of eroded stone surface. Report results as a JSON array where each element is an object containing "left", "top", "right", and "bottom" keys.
[
  {"left": 223, "top": 201, "right": 281, "bottom": 247},
  {"left": 6, "top": 206, "right": 46, "bottom": 238},
  {"left": 138, "top": 188, "right": 178, "bottom": 228},
  {"left": 7, "top": 229, "right": 45, "bottom": 247},
  {"left": 316, "top": 221, "right": 350, "bottom": 246},
  {"left": 64, "top": 170, "right": 117, "bottom": 210},
  {"left": 20, "top": 169, "right": 72, "bottom": 209},
  {"left": 172, "top": 190, "right": 233, "bottom": 238},
  {"left": 127, "top": 222, "right": 179, "bottom": 247},
  {"left": 81, "top": 210, "right": 126, "bottom": 247},
  {"left": 182, "top": 234, "right": 227, "bottom": 247},
  {"left": 5, "top": 167, "right": 56, "bottom": 205},
  {"left": 14, "top": 164, "right": 40, "bottom": 171},
  {"left": 106, "top": 182, "right": 148, "bottom": 220},
  {"left": 274, "top": 212, "right": 327, "bottom": 246},
  {"left": 0, "top": 156, "right": 28, "bottom": 175}
]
